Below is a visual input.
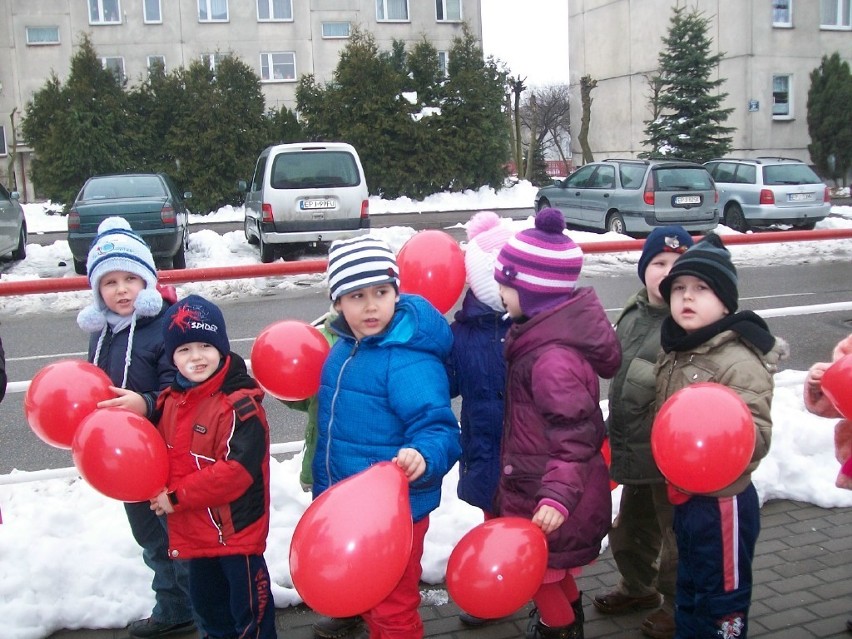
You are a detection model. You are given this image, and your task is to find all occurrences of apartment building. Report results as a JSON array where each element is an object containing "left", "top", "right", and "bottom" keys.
[
  {"left": 568, "top": 0, "right": 851, "bottom": 166},
  {"left": 0, "top": 0, "right": 482, "bottom": 200}
]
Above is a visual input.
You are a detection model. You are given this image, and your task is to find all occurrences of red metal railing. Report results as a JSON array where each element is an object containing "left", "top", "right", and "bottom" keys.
[{"left": 1, "top": 229, "right": 851, "bottom": 297}]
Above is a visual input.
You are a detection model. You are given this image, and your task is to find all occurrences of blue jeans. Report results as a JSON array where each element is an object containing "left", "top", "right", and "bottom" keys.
[{"left": 124, "top": 501, "right": 194, "bottom": 624}]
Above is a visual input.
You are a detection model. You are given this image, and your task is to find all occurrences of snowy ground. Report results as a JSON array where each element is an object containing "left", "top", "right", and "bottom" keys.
[{"left": 1, "top": 183, "right": 851, "bottom": 638}]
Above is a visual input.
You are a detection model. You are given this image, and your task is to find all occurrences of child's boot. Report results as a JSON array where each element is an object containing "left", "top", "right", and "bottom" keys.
[{"left": 528, "top": 618, "right": 584, "bottom": 639}]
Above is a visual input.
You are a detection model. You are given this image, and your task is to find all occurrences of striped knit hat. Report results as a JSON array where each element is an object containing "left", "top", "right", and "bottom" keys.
[
  {"left": 494, "top": 208, "right": 583, "bottom": 317},
  {"left": 327, "top": 236, "right": 400, "bottom": 301}
]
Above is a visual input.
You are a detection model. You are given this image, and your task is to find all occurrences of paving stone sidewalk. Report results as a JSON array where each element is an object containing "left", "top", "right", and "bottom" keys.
[{"left": 48, "top": 499, "right": 852, "bottom": 639}]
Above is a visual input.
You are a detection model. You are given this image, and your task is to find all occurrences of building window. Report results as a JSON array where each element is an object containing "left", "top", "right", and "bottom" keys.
[
  {"left": 198, "top": 0, "right": 228, "bottom": 22},
  {"left": 0, "top": 126, "right": 7, "bottom": 157},
  {"left": 772, "top": 0, "right": 792, "bottom": 27},
  {"left": 438, "top": 51, "right": 449, "bottom": 76},
  {"left": 322, "top": 21, "right": 351, "bottom": 38},
  {"left": 89, "top": 0, "right": 121, "bottom": 24},
  {"left": 377, "top": 0, "right": 409, "bottom": 21},
  {"left": 147, "top": 55, "right": 166, "bottom": 73},
  {"left": 101, "top": 57, "right": 126, "bottom": 82},
  {"left": 260, "top": 52, "right": 296, "bottom": 82},
  {"left": 26, "top": 26, "right": 60, "bottom": 45},
  {"left": 257, "top": 0, "right": 292, "bottom": 21},
  {"left": 201, "top": 53, "right": 223, "bottom": 71},
  {"left": 772, "top": 74, "right": 792, "bottom": 118},
  {"left": 436, "top": 0, "right": 461, "bottom": 21},
  {"left": 821, "top": 0, "right": 851, "bottom": 28},
  {"left": 144, "top": 0, "right": 162, "bottom": 23}
]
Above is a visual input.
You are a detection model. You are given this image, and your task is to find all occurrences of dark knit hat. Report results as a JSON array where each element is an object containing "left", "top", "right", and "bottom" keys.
[
  {"left": 637, "top": 226, "right": 694, "bottom": 283},
  {"left": 494, "top": 208, "right": 583, "bottom": 317},
  {"left": 660, "top": 233, "right": 739, "bottom": 313},
  {"left": 327, "top": 236, "right": 400, "bottom": 301},
  {"left": 163, "top": 294, "right": 230, "bottom": 362}
]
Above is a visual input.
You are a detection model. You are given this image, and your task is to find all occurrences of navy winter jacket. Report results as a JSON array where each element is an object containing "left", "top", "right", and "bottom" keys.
[
  {"left": 446, "top": 290, "right": 511, "bottom": 512},
  {"left": 313, "top": 294, "right": 461, "bottom": 522}
]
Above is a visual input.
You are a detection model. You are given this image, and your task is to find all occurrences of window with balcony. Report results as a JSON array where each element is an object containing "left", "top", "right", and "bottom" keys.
[
  {"left": 144, "top": 0, "right": 162, "bottom": 23},
  {"left": 436, "top": 0, "right": 461, "bottom": 21},
  {"left": 89, "top": 0, "right": 121, "bottom": 24},
  {"left": 26, "top": 26, "right": 60, "bottom": 45},
  {"left": 377, "top": 0, "right": 409, "bottom": 22},
  {"left": 260, "top": 52, "right": 296, "bottom": 82},
  {"left": 257, "top": 0, "right": 292, "bottom": 21},
  {"left": 198, "top": 0, "right": 228, "bottom": 22},
  {"left": 101, "top": 57, "right": 126, "bottom": 82},
  {"left": 821, "top": 0, "right": 851, "bottom": 28},
  {"left": 772, "top": 0, "right": 792, "bottom": 27},
  {"left": 772, "top": 74, "right": 792, "bottom": 118},
  {"left": 322, "top": 21, "right": 351, "bottom": 38}
]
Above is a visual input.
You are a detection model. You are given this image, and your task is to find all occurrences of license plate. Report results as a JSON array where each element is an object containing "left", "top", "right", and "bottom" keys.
[
  {"left": 300, "top": 198, "right": 335, "bottom": 210},
  {"left": 788, "top": 192, "right": 814, "bottom": 202},
  {"left": 674, "top": 195, "right": 701, "bottom": 205}
]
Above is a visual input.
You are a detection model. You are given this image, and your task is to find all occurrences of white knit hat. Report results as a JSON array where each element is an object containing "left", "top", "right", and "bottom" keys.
[
  {"left": 327, "top": 236, "right": 400, "bottom": 301},
  {"left": 77, "top": 217, "right": 162, "bottom": 333},
  {"left": 464, "top": 211, "right": 513, "bottom": 312}
]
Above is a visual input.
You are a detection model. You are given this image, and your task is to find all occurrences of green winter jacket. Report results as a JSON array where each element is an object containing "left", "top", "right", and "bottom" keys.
[{"left": 607, "top": 288, "right": 670, "bottom": 485}]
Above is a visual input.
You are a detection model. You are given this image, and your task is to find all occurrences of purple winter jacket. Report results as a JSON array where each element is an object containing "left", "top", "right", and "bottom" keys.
[{"left": 497, "top": 287, "right": 622, "bottom": 569}]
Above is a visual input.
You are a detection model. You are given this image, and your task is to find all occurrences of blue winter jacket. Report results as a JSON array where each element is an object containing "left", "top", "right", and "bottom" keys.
[
  {"left": 313, "top": 294, "right": 461, "bottom": 522},
  {"left": 87, "top": 302, "right": 175, "bottom": 419},
  {"left": 446, "top": 289, "right": 511, "bottom": 512}
]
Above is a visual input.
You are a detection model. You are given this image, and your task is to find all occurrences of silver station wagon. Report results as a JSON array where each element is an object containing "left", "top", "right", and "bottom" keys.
[{"left": 534, "top": 158, "right": 719, "bottom": 237}]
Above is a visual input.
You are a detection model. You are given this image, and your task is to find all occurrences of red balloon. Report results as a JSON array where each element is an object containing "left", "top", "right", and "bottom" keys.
[
  {"left": 397, "top": 230, "right": 465, "bottom": 314},
  {"left": 24, "top": 359, "right": 114, "bottom": 449},
  {"left": 72, "top": 407, "right": 169, "bottom": 502},
  {"left": 290, "top": 462, "right": 413, "bottom": 617},
  {"left": 446, "top": 517, "right": 548, "bottom": 619},
  {"left": 822, "top": 354, "right": 852, "bottom": 420},
  {"left": 251, "top": 321, "right": 330, "bottom": 401},
  {"left": 601, "top": 437, "right": 618, "bottom": 491},
  {"left": 651, "top": 383, "right": 755, "bottom": 494}
]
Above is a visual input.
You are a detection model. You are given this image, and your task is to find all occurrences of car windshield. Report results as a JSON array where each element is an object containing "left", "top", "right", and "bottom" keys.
[
  {"left": 763, "top": 164, "right": 822, "bottom": 186},
  {"left": 654, "top": 167, "right": 713, "bottom": 191},
  {"left": 270, "top": 151, "right": 360, "bottom": 189},
  {"left": 82, "top": 176, "right": 167, "bottom": 200}
]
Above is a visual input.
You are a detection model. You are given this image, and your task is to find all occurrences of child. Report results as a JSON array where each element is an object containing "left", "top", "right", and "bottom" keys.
[
  {"left": 312, "top": 235, "right": 461, "bottom": 639},
  {"left": 493, "top": 208, "right": 622, "bottom": 639},
  {"left": 655, "top": 233, "right": 785, "bottom": 639},
  {"left": 149, "top": 295, "right": 276, "bottom": 639},
  {"left": 593, "top": 226, "right": 693, "bottom": 639},
  {"left": 446, "top": 211, "right": 513, "bottom": 628},
  {"left": 76, "top": 217, "right": 194, "bottom": 639}
]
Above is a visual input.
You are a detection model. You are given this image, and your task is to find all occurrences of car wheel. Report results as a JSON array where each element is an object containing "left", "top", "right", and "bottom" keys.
[
  {"left": 606, "top": 212, "right": 625, "bottom": 235},
  {"left": 172, "top": 239, "right": 187, "bottom": 270},
  {"left": 536, "top": 198, "right": 550, "bottom": 212},
  {"left": 11, "top": 225, "right": 27, "bottom": 261},
  {"left": 725, "top": 203, "right": 749, "bottom": 233},
  {"left": 245, "top": 218, "right": 259, "bottom": 245},
  {"left": 73, "top": 257, "right": 87, "bottom": 275},
  {"left": 259, "top": 231, "right": 276, "bottom": 263}
]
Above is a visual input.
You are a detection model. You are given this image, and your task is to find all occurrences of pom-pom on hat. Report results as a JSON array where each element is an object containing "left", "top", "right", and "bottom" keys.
[
  {"left": 494, "top": 208, "right": 584, "bottom": 317},
  {"left": 327, "top": 236, "right": 400, "bottom": 302},
  {"left": 660, "top": 232, "right": 739, "bottom": 313},
  {"left": 637, "top": 226, "right": 694, "bottom": 284},
  {"left": 76, "top": 217, "right": 162, "bottom": 333},
  {"left": 163, "top": 294, "right": 230, "bottom": 362},
  {"left": 464, "top": 211, "right": 513, "bottom": 312}
]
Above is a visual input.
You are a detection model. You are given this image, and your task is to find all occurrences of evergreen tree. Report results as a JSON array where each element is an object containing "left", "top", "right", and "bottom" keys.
[
  {"left": 807, "top": 52, "right": 852, "bottom": 186},
  {"left": 641, "top": 6, "right": 733, "bottom": 162},
  {"left": 22, "top": 34, "right": 132, "bottom": 205}
]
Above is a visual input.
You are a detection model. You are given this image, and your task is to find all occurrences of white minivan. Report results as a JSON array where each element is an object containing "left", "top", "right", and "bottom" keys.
[{"left": 241, "top": 142, "right": 370, "bottom": 262}]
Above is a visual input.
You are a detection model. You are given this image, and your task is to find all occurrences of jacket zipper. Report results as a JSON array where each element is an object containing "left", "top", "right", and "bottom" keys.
[{"left": 324, "top": 340, "right": 360, "bottom": 485}]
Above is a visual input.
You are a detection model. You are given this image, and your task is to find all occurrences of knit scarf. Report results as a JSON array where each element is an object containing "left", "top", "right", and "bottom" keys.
[{"left": 661, "top": 310, "right": 776, "bottom": 355}]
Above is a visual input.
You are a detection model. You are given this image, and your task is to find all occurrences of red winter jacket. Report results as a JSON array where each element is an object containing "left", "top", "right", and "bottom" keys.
[{"left": 154, "top": 353, "right": 271, "bottom": 559}]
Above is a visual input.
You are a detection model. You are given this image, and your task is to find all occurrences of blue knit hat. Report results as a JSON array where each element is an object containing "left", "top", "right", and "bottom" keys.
[
  {"left": 163, "top": 295, "right": 230, "bottom": 362},
  {"left": 637, "top": 226, "right": 694, "bottom": 284},
  {"left": 76, "top": 217, "right": 162, "bottom": 333}
]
